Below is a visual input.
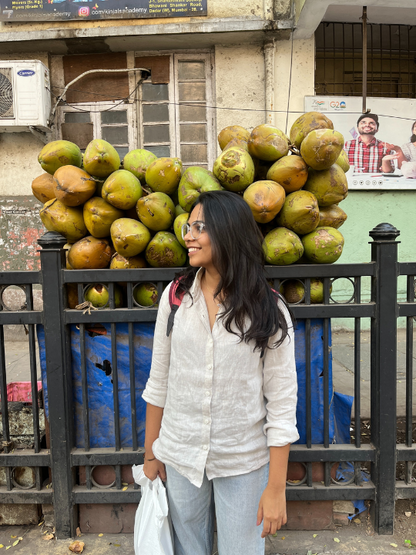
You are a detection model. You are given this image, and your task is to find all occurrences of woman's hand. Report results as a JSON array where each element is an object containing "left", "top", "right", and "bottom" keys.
[
  {"left": 256, "top": 485, "right": 287, "bottom": 538},
  {"left": 143, "top": 457, "right": 166, "bottom": 481}
]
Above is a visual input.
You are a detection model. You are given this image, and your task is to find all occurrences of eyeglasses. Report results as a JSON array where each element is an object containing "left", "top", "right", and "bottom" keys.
[{"left": 181, "top": 220, "right": 206, "bottom": 241}]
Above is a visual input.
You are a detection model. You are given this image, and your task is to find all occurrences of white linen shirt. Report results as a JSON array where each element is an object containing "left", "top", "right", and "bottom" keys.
[{"left": 142, "top": 270, "right": 299, "bottom": 488}]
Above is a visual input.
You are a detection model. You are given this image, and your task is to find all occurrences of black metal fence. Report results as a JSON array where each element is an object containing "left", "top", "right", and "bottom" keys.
[{"left": 0, "top": 222, "right": 414, "bottom": 538}]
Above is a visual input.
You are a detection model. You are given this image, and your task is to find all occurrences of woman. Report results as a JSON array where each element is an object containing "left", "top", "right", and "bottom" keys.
[
  {"left": 142, "top": 190, "right": 299, "bottom": 555},
  {"left": 399, "top": 121, "right": 416, "bottom": 166}
]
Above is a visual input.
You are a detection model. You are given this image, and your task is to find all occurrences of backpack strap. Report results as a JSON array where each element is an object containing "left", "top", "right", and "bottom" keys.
[{"left": 166, "top": 278, "right": 186, "bottom": 337}]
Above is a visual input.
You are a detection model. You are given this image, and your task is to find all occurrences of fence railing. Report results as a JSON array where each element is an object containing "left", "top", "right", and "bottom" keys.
[{"left": 0, "top": 222, "right": 414, "bottom": 538}]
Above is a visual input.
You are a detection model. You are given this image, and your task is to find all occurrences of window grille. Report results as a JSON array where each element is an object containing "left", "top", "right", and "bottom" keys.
[{"left": 315, "top": 23, "right": 416, "bottom": 98}]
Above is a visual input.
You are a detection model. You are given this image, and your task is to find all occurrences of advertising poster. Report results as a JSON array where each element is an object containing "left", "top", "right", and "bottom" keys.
[
  {"left": 0, "top": 0, "right": 206, "bottom": 22},
  {"left": 304, "top": 96, "right": 416, "bottom": 190}
]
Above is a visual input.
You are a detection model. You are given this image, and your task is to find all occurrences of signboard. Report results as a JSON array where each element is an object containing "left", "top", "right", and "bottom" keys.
[
  {"left": 0, "top": 0, "right": 206, "bottom": 22},
  {"left": 304, "top": 96, "right": 416, "bottom": 191}
]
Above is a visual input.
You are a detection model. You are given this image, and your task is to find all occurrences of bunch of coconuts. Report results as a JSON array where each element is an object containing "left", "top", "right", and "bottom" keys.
[{"left": 32, "top": 111, "right": 348, "bottom": 307}]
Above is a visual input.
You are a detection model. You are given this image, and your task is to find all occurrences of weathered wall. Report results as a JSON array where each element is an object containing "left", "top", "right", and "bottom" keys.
[
  {"left": 0, "top": 197, "right": 44, "bottom": 271},
  {"left": 273, "top": 37, "right": 315, "bottom": 133},
  {"left": 214, "top": 44, "right": 266, "bottom": 154}
]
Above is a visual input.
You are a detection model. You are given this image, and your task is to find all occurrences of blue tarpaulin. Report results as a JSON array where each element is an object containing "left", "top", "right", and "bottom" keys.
[{"left": 38, "top": 318, "right": 353, "bottom": 449}]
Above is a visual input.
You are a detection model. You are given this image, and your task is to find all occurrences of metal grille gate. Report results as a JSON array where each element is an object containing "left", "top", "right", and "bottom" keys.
[{"left": 0, "top": 222, "right": 414, "bottom": 538}]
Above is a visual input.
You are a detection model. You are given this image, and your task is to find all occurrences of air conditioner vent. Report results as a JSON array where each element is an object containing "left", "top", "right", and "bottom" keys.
[{"left": 0, "top": 69, "right": 14, "bottom": 118}]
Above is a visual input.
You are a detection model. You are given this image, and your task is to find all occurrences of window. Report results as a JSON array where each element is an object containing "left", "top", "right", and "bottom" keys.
[
  {"left": 315, "top": 23, "right": 416, "bottom": 98},
  {"left": 58, "top": 52, "right": 215, "bottom": 169}
]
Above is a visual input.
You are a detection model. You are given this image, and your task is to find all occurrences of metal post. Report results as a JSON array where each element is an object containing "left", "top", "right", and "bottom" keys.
[
  {"left": 369, "top": 223, "right": 400, "bottom": 534},
  {"left": 38, "top": 231, "right": 75, "bottom": 539}
]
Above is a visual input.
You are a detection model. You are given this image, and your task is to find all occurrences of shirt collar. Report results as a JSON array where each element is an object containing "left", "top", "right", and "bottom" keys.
[{"left": 358, "top": 135, "right": 378, "bottom": 146}]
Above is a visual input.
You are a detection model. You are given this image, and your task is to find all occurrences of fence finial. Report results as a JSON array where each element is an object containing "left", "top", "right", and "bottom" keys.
[
  {"left": 37, "top": 231, "right": 67, "bottom": 249},
  {"left": 369, "top": 223, "right": 400, "bottom": 241}
]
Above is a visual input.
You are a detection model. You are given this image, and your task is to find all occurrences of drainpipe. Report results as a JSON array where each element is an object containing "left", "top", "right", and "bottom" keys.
[{"left": 264, "top": 39, "right": 275, "bottom": 125}]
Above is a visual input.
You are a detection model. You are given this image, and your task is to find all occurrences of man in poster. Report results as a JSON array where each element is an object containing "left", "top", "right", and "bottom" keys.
[{"left": 345, "top": 114, "right": 402, "bottom": 174}]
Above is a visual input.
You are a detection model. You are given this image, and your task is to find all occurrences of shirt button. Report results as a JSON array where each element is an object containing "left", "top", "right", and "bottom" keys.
[
  {"left": 205, "top": 390, "right": 210, "bottom": 397},
  {"left": 203, "top": 445, "right": 208, "bottom": 450},
  {"left": 204, "top": 418, "right": 210, "bottom": 425}
]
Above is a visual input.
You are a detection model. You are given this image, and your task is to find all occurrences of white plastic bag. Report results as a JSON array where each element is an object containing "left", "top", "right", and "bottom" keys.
[{"left": 132, "top": 464, "right": 174, "bottom": 555}]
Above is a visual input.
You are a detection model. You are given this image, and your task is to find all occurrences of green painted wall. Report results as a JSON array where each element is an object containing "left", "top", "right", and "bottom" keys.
[{"left": 331, "top": 190, "right": 414, "bottom": 330}]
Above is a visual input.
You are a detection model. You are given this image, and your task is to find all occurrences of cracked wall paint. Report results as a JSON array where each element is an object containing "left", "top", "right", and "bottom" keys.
[{"left": 0, "top": 197, "right": 46, "bottom": 271}]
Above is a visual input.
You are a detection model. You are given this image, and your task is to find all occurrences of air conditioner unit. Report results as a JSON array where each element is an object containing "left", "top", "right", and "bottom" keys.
[{"left": 0, "top": 60, "right": 51, "bottom": 133}]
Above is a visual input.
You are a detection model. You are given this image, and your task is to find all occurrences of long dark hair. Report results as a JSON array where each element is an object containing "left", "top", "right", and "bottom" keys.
[
  {"left": 176, "top": 190, "right": 291, "bottom": 353},
  {"left": 410, "top": 120, "right": 416, "bottom": 143}
]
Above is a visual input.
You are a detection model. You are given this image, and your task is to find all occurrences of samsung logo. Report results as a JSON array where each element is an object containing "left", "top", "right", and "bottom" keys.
[{"left": 17, "top": 70, "right": 35, "bottom": 77}]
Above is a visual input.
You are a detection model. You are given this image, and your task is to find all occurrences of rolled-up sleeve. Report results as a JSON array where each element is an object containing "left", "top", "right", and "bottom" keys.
[
  {"left": 142, "top": 283, "right": 172, "bottom": 408},
  {"left": 263, "top": 301, "right": 300, "bottom": 446}
]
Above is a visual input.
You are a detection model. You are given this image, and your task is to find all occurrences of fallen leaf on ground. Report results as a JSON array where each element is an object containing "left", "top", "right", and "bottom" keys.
[
  {"left": 12, "top": 540, "right": 20, "bottom": 547},
  {"left": 43, "top": 534, "right": 54, "bottom": 541},
  {"left": 98, "top": 533, "right": 103, "bottom": 537},
  {"left": 10, "top": 537, "right": 16, "bottom": 539},
  {"left": 69, "top": 540, "right": 85, "bottom": 553},
  {"left": 122, "top": 486, "right": 128, "bottom": 491},
  {"left": 313, "top": 534, "right": 318, "bottom": 538},
  {"left": 76, "top": 527, "right": 82, "bottom": 537},
  {"left": 354, "top": 518, "right": 361, "bottom": 524},
  {"left": 334, "top": 537, "right": 340, "bottom": 543},
  {"left": 390, "top": 543, "right": 398, "bottom": 548}
]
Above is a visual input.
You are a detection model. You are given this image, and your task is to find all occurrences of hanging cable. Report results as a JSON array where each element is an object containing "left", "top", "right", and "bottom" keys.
[{"left": 50, "top": 67, "right": 151, "bottom": 120}]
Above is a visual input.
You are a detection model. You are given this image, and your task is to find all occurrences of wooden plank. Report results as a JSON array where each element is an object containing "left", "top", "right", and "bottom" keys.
[
  {"left": 135, "top": 56, "right": 170, "bottom": 84},
  {"left": 63, "top": 53, "right": 129, "bottom": 103}
]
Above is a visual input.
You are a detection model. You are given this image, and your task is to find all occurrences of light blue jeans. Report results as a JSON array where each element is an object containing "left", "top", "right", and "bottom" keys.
[{"left": 165, "top": 464, "right": 269, "bottom": 555}]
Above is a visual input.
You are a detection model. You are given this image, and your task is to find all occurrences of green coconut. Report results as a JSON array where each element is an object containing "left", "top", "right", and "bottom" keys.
[
  {"left": 38, "top": 140, "right": 82, "bottom": 175},
  {"left": 218, "top": 125, "right": 250, "bottom": 150},
  {"left": 32, "top": 173, "right": 56, "bottom": 204},
  {"left": 289, "top": 112, "right": 334, "bottom": 149},
  {"left": 262, "top": 227, "right": 304, "bottom": 266},
  {"left": 300, "top": 129, "right": 345, "bottom": 171},
  {"left": 83, "top": 139, "right": 120, "bottom": 178},
  {"left": 53, "top": 165, "right": 96, "bottom": 207},
  {"left": 173, "top": 212, "right": 189, "bottom": 248},
  {"left": 319, "top": 204, "right": 348, "bottom": 229},
  {"left": 280, "top": 278, "right": 329, "bottom": 304},
  {"left": 266, "top": 155, "right": 309, "bottom": 193},
  {"left": 110, "top": 253, "right": 147, "bottom": 269},
  {"left": 336, "top": 149, "right": 351, "bottom": 173},
  {"left": 68, "top": 236, "right": 113, "bottom": 269},
  {"left": 40, "top": 199, "right": 87, "bottom": 243},
  {"left": 110, "top": 218, "right": 152, "bottom": 257},
  {"left": 133, "top": 283, "right": 158, "bottom": 307},
  {"left": 276, "top": 190, "right": 320, "bottom": 235},
  {"left": 145, "top": 157, "right": 183, "bottom": 195},
  {"left": 302, "top": 226, "right": 344, "bottom": 264},
  {"left": 83, "top": 197, "right": 124, "bottom": 238},
  {"left": 213, "top": 147, "right": 255, "bottom": 192},
  {"left": 178, "top": 167, "right": 222, "bottom": 212},
  {"left": 84, "top": 283, "right": 123, "bottom": 308},
  {"left": 243, "top": 181, "right": 286, "bottom": 224},
  {"left": 303, "top": 164, "right": 348, "bottom": 207},
  {"left": 102, "top": 170, "right": 143, "bottom": 210},
  {"left": 136, "top": 192, "right": 175, "bottom": 232},
  {"left": 123, "top": 149, "right": 157, "bottom": 184},
  {"left": 145, "top": 231, "right": 187, "bottom": 268},
  {"left": 248, "top": 125, "right": 289, "bottom": 162}
]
